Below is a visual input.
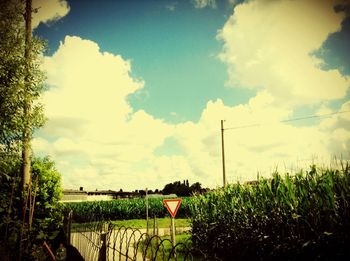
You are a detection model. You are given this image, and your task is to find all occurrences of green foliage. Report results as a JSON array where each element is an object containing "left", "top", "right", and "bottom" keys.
[
  {"left": 31, "top": 157, "right": 64, "bottom": 237},
  {"left": 0, "top": 0, "right": 46, "bottom": 151},
  {"left": 0, "top": 155, "right": 64, "bottom": 259},
  {"left": 65, "top": 197, "right": 193, "bottom": 222},
  {"left": 0, "top": 1, "right": 53, "bottom": 259},
  {"left": 0, "top": 153, "right": 22, "bottom": 245},
  {"left": 190, "top": 164, "right": 350, "bottom": 260}
]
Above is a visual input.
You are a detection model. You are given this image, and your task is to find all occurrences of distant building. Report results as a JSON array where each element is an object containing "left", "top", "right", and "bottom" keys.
[
  {"left": 147, "top": 193, "right": 177, "bottom": 199},
  {"left": 61, "top": 188, "right": 141, "bottom": 202},
  {"left": 61, "top": 189, "right": 88, "bottom": 202}
]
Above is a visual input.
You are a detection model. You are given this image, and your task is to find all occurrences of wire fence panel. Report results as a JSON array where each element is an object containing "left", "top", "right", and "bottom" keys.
[{"left": 69, "top": 220, "right": 210, "bottom": 261}]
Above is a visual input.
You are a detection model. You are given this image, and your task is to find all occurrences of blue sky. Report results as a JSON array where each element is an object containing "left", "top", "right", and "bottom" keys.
[
  {"left": 35, "top": 0, "right": 256, "bottom": 122},
  {"left": 32, "top": 0, "right": 350, "bottom": 191}
]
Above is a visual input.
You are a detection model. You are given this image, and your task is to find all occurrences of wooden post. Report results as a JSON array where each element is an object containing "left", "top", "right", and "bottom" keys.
[
  {"left": 155, "top": 215, "right": 159, "bottom": 246},
  {"left": 156, "top": 215, "right": 159, "bottom": 237},
  {"left": 98, "top": 233, "right": 107, "bottom": 261},
  {"left": 68, "top": 210, "right": 72, "bottom": 245},
  {"left": 153, "top": 215, "right": 156, "bottom": 236},
  {"left": 146, "top": 188, "right": 149, "bottom": 236},
  {"left": 43, "top": 241, "right": 56, "bottom": 261}
]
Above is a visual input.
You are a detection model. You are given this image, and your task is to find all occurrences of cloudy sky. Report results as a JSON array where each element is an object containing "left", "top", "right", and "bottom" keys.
[{"left": 32, "top": 0, "right": 350, "bottom": 191}]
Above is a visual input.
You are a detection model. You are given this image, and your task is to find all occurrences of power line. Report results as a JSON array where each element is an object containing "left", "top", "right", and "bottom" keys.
[{"left": 224, "top": 109, "right": 350, "bottom": 131}]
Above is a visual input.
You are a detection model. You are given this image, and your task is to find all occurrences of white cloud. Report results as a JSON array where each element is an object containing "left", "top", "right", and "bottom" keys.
[
  {"left": 35, "top": 36, "right": 175, "bottom": 191},
  {"left": 217, "top": 0, "right": 349, "bottom": 106},
  {"left": 42, "top": 36, "right": 142, "bottom": 123},
  {"left": 34, "top": 0, "right": 350, "bottom": 191},
  {"left": 319, "top": 100, "right": 350, "bottom": 132},
  {"left": 172, "top": 97, "right": 350, "bottom": 185},
  {"left": 35, "top": 35, "right": 232, "bottom": 190},
  {"left": 33, "top": 0, "right": 70, "bottom": 29},
  {"left": 193, "top": 0, "right": 217, "bottom": 9},
  {"left": 212, "top": 0, "right": 350, "bottom": 180}
]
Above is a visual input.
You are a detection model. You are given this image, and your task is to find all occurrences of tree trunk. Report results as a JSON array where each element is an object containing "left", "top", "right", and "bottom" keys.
[
  {"left": 22, "top": 0, "right": 32, "bottom": 189},
  {"left": 18, "top": 1, "right": 32, "bottom": 259}
]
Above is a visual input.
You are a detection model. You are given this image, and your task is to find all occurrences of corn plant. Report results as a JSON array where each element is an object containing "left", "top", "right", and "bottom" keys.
[
  {"left": 64, "top": 197, "right": 193, "bottom": 222},
  {"left": 190, "top": 164, "right": 350, "bottom": 260}
]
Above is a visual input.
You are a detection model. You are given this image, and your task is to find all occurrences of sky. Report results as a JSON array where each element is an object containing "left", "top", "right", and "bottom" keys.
[{"left": 31, "top": 0, "right": 350, "bottom": 191}]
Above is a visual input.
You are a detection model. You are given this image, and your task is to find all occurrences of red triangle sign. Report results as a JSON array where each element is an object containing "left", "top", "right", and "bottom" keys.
[{"left": 163, "top": 198, "right": 182, "bottom": 218}]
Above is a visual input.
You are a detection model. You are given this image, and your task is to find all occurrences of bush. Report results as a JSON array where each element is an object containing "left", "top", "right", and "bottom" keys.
[{"left": 0, "top": 155, "right": 64, "bottom": 259}]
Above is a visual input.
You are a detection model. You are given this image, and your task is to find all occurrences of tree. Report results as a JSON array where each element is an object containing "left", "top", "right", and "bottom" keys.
[
  {"left": 0, "top": 0, "right": 47, "bottom": 258},
  {"left": 162, "top": 180, "right": 191, "bottom": 196},
  {"left": 162, "top": 180, "right": 206, "bottom": 196},
  {"left": 0, "top": 0, "right": 45, "bottom": 152},
  {"left": 0, "top": 0, "right": 25, "bottom": 150},
  {"left": 190, "top": 182, "right": 203, "bottom": 193}
]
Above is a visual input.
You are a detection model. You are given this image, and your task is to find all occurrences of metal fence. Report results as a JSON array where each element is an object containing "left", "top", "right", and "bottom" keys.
[{"left": 69, "top": 221, "right": 209, "bottom": 261}]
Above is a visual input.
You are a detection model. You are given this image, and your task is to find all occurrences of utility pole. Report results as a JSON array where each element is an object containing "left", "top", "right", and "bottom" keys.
[{"left": 221, "top": 120, "right": 226, "bottom": 187}]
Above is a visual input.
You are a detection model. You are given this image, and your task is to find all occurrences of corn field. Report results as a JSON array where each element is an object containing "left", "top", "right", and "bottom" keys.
[
  {"left": 64, "top": 164, "right": 350, "bottom": 259},
  {"left": 190, "top": 164, "right": 350, "bottom": 260},
  {"left": 64, "top": 197, "right": 192, "bottom": 222}
]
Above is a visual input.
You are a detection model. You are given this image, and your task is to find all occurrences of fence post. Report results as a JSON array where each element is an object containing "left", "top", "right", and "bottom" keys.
[
  {"left": 146, "top": 188, "right": 149, "bottom": 236},
  {"left": 153, "top": 215, "right": 156, "bottom": 236},
  {"left": 99, "top": 233, "right": 107, "bottom": 261},
  {"left": 67, "top": 210, "right": 72, "bottom": 245},
  {"left": 155, "top": 215, "right": 159, "bottom": 246}
]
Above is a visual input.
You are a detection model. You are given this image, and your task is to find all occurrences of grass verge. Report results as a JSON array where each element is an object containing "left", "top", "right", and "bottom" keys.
[
  {"left": 111, "top": 217, "right": 190, "bottom": 229},
  {"left": 71, "top": 217, "right": 190, "bottom": 231}
]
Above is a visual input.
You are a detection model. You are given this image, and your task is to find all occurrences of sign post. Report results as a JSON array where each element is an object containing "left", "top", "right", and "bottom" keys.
[
  {"left": 146, "top": 188, "right": 149, "bottom": 235},
  {"left": 163, "top": 198, "right": 182, "bottom": 248}
]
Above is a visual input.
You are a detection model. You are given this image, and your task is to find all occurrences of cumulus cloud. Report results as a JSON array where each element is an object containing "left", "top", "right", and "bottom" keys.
[
  {"left": 34, "top": 35, "right": 349, "bottom": 190},
  {"left": 217, "top": 0, "right": 349, "bottom": 106},
  {"left": 211, "top": 0, "right": 350, "bottom": 181},
  {"left": 34, "top": 36, "right": 175, "bottom": 190},
  {"left": 34, "top": 0, "right": 350, "bottom": 190},
  {"left": 42, "top": 36, "right": 142, "bottom": 122},
  {"left": 33, "top": 0, "right": 70, "bottom": 29},
  {"left": 193, "top": 0, "right": 217, "bottom": 9}
]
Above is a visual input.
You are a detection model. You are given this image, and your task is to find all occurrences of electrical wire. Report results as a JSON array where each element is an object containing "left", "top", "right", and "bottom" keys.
[{"left": 224, "top": 109, "right": 350, "bottom": 131}]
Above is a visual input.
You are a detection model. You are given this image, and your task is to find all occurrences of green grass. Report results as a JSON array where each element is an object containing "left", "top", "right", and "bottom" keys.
[
  {"left": 139, "top": 232, "right": 202, "bottom": 261},
  {"left": 111, "top": 217, "right": 190, "bottom": 229},
  {"left": 71, "top": 217, "right": 190, "bottom": 231}
]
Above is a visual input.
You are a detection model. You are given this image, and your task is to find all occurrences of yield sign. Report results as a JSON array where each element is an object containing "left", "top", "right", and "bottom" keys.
[{"left": 163, "top": 198, "right": 182, "bottom": 218}]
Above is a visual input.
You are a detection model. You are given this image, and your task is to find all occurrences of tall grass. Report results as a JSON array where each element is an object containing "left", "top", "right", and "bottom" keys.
[{"left": 190, "top": 164, "right": 350, "bottom": 260}]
